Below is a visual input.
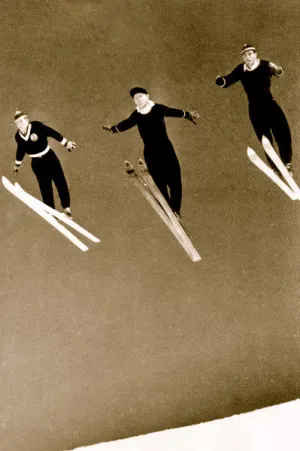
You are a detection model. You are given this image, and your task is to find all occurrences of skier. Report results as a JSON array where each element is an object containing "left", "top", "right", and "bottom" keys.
[
  {"left": 13, "top": 111, "right": 76, "bottom": 217},
  {"left": 216, "top": 44, "right": 293, "bottom": 176},
  {"left": 103, "top": 87, "right": 199, "bottom": 219}
]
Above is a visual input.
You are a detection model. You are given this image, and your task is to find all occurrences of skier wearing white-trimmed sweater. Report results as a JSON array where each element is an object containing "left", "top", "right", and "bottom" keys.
[
  {"left": 103, "top": 87, "right": 199, "bottom": 218},
  {"left": 13, "top": 111, "right": 76, "bottom": 217},
  {"left": 216, "top": 44, "right": 293, "bottom": 176}
]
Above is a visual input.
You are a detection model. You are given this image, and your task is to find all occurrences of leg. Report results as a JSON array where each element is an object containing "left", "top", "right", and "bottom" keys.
[
  {"left": 166, "top": 159, "right": 182, "bottom": 214},
  {"left": 249, "top": 104, "right": 277, "bottom": 171},
  {"left": 31, "top": 159, "right": 55, "bottom": 208},
  {"left": 51, "top": 152, "right": 71, "bottom": 209},
  {"left": 150, "top": 170, "right": 171, "bottom": 208},
  {"left": 270, "top": 101, "right": 292, "bottom": 165}
]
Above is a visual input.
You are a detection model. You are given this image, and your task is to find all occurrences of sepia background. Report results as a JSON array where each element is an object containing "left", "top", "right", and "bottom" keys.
[{"left": 1, "top": 1, "right": 300, "bottom": 450}]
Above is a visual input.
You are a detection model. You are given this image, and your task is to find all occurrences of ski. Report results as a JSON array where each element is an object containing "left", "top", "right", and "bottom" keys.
[
  {"left": 14, "top": 182, "right": 100, "bottom": 243},
  {"left": 261, "top": 135, "right": 300, "bottom": 199},
  {"left": 137, "top": 159, "right": 201, "bottom": 261},
  {"left": 247, "top": 147, "right": 297, "bottom": 200},
  {"left": 125, "top": 160, "right": 201, "bottom": 262},
  {"left": 2, "top": 176, "right": 89, "bottom": 252},
  {"left": 138, "top": 159, "right": 186, "bottom": 226}
]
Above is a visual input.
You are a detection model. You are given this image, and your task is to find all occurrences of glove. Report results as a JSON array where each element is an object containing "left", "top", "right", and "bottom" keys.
[
  {"left": 269, "top": 62, "right": 283, "bottom": 76},
  {"left": 103, "top": 125, "right": 113, "bottom": 133},
  {"left": 186, "top": 111, "right": 199, "bottom": 125},
  {"left": 66, "top": 141, "right": 76, "bottom": 152},
  {"left": 215, "top": 76, "right": 225, "bottom": 87}
]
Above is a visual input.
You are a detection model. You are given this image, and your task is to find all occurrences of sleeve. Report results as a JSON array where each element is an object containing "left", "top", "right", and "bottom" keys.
[
  {"left": 15, "top": 136, "right": 26, "bottom": 167},
  {"left": 111, "top": 112, "right": 137, "bottom": 133},
  {"left": 216, "top": 65, "right": 242, "bottom": 88},
  {"left": 160, "top": 104, "right": 188, "bottom": 119},
  {"left": 39, "top": 122, "right": 66, "bottom": 145}
]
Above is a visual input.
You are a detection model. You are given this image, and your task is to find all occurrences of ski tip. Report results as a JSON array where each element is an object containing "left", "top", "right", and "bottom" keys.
[
  {"left": 124, "top": 160, "right": 134, "bottom": 174},
  {"left": 2, "top": 176, "right": 11, "bottom": 188},
  {"left": 138, "top": 159, "right": 147, "bottom": 171},
  {"left": 262, "top": 135, "right": 270, "bottom": 145}
]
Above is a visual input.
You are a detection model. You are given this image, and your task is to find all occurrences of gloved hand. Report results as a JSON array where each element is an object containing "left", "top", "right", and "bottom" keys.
[
  {"left": 103, "top": 125, "right": 113, "bottom": 133},
  {"left": 187, "top": 111, "right": 200, "bottom": 125},
  {"left": 66, "top": 141, "right": 76, "bottom": 152},
  {"left": 13, "top": 165, "right": 19, "bottom": 174},
  {"left": 269, "top": 62, "right": 283, "bottom": 76}
]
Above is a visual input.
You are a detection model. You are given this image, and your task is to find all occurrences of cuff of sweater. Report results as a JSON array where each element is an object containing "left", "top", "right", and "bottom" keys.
[
  {"left": 61, "top": 137, "right": 68, "bottom": 146},
  {"left": 216, "top": 76, "right": 226, "bottom": 87},
  {"left": 111, "top": 125, "right": 119, "bottom": 134}
]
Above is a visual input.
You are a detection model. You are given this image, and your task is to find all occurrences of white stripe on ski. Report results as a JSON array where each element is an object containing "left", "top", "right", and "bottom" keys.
[
  {"left": 2, "top": 176, "right": 89, "bottom": 252},
  {"left": 262, "top": 136, "right": 300, "bottom": 199},
  {"left": 125, "top": 161, "right": 201, "bottom": 262},
  {"left": 247, "top": 148, "right": 297, "bottom": 200},
  {"left": 137, "top": 159, "right": 201, "bottom": 262},
  {"left": 14, "top": 183, "right": 100, "bottom": 243}
]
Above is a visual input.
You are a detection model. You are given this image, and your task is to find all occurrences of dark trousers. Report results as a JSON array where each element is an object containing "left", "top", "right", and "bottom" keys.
[
  {"left": 31, "top": 149, "right": 70, "bottom": 209},
  {"left": 145, "top": 152, "right": 182, "bottom": 214},
  {"left": 249, "top": 99, "right": 292, "bottom": 168}
]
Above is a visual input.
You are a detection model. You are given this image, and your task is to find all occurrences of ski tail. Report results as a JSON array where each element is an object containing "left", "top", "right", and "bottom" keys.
[
  {"left": 247, "top": 147, "right": 297, "bottom": 200},
  {"left": 261, "top": 136, "right": 300, "bottom": 199},
  {"left": 126, "top": 160, "right": 201, "bottom": 262},
  {"left": 2, "top": 176, "right": 89, "bottom": 252},
  {"left": 13, "top": 183, "right": 100, "bottom": 243}
]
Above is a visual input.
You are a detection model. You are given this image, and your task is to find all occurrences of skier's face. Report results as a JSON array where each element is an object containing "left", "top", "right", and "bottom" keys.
[
  {"left": 133, "top": 93, "right": 149, "bottom": 109},
  {"left": 242, "top": 50, "right": 257, "bottom": 68},
  {"left": 15, "top": 115, "right": 29, "bottom": 134}
]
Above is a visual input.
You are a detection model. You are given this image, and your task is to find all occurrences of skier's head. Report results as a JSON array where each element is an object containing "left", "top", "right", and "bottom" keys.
[
  {"left": 130, "top": 87, "right": 149, "bottom": 109},
  {"left": 14, "top": 111, "right": 29, "bottom": 134},
  {"left": 241, "top": 44, "right": 257, "bottom": 68}
]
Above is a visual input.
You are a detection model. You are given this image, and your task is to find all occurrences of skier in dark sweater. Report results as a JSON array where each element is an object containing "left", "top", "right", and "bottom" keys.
[
  {"left": 103, "top": 87, "right": 199, "bottom": 218},
  {"left": 13, "top": 111, "right": 76, "bottom": 217},
  {"left": 216, "top": 44, "right": 293, "bottom": 176}
]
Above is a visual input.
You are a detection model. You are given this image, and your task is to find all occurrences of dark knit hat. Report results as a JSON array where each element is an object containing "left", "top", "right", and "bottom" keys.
[
  {"left": 129, "top": 87, "right": 148, "bottom": 98},
  {"left": 241, "top": 44, "right": 256, "bottom": 55},
  {"left": 14, "top": 110, "right": 27, "bottom": 120}
]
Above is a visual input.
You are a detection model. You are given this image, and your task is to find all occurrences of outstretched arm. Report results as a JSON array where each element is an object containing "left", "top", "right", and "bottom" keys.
[
  {"left": 14, "top": 141, "right": 25, "bottom": 173},
  {"left": 41, "top": 123, "right": 76, "bottom": 152},
  {"left": 162, "top": 106, "right": 200, "bottom": 125},
  {"left": 103, "top": 113, "right": 137, "bottom": 134},
  {"left": 216, "top": 65, "right": 242, "bottom": 88}
]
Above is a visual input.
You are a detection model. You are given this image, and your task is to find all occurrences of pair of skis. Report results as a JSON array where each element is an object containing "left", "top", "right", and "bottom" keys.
[
  {"left": 125, "top": 159, "right": 201, "bottom": 262},
  {"left": 2, "top": 176, "right": 100, "bottom": 252},
  {"left": 247, "top": 136, "right": 300, "bottom": 200}
]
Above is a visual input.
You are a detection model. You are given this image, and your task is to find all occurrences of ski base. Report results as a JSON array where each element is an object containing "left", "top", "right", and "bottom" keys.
[
  {"left": 125, "top": 160, "right": 201, "bottom": 262},
  {"left": 261, "top": 135, "right": 300, "bottom": 199},
  {"left": 2, "top": 176, "right": 100, "bottom": 252},
  {"left": 247, "top": 147, "right": 297, "bottom": 200}
]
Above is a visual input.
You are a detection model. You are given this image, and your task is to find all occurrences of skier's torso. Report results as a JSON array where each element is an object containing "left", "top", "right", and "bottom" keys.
[
  {"left": 15, "top": 121, "right": 63, "bottom": 156},
  {"left": 134, "top": 104, "right": 174, "bottom": 151},
  {"left": 239, "top": 60, "right": 274, "bottom": 104}
]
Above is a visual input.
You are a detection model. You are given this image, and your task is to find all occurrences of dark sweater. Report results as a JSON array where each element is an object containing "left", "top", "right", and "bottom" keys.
[
  {"left": 111, "top": 103, "right": 191, "bottom": 152},
  {"left": 15, "top": 121, "right": 65, "bottom": 165},
  {"left": 218, "top": 60, "right": 283, "bottom": 104}
]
